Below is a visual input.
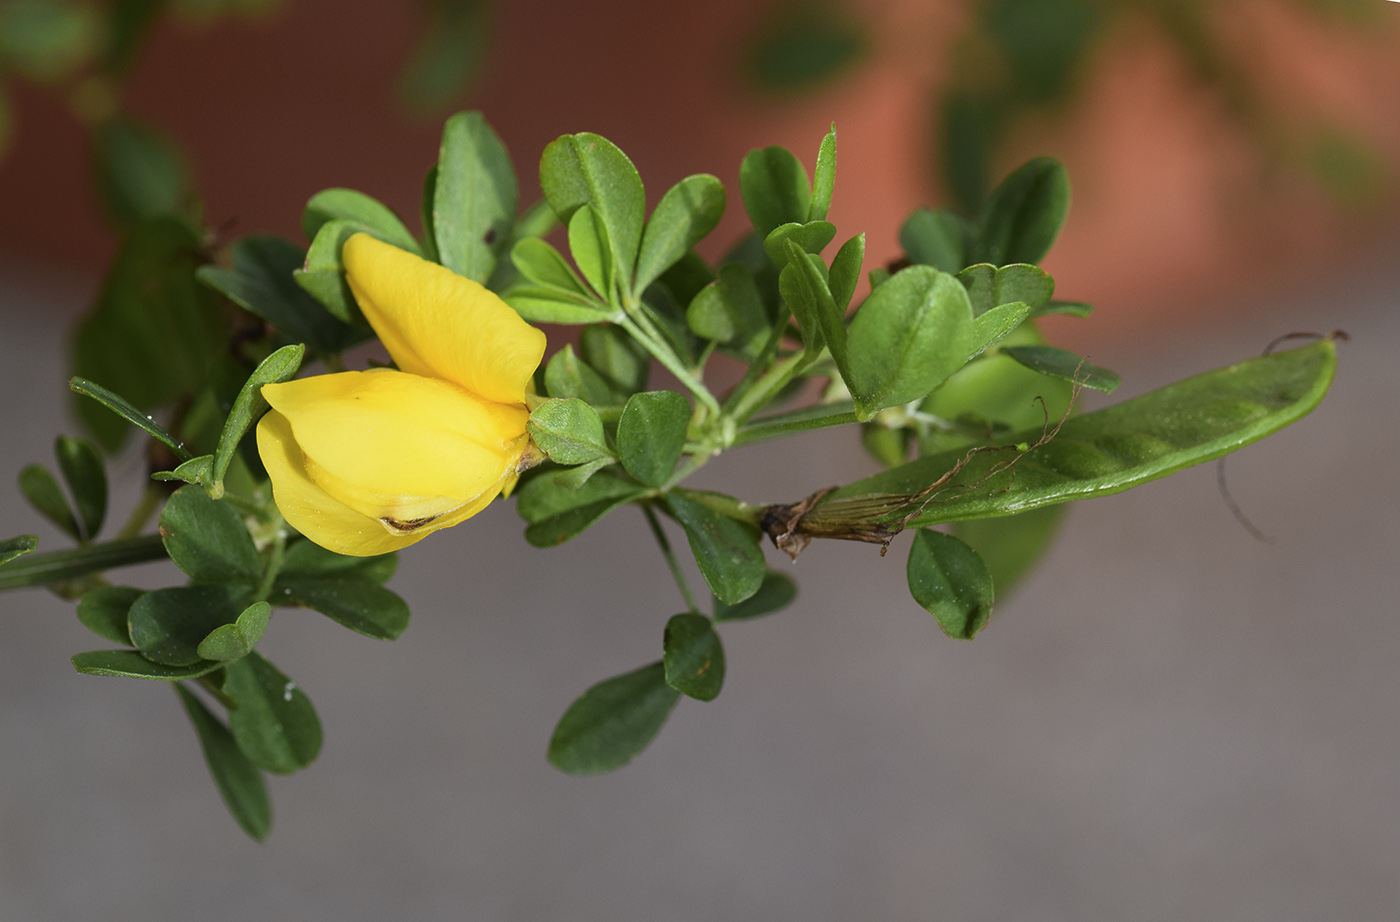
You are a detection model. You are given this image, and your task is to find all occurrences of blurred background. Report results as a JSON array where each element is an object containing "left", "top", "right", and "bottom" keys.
[{"left": 2, "top": 0, "right": 1399, "bottom": 918}]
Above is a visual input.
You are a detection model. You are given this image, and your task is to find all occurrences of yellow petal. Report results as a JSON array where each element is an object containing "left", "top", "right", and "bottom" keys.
[
  {"left": 342, "top": 233, "right": 547, "bottom": 405},
  {"left": 262, "top": 369, "right": 528, "bottom": 528},
  {"left": 256, "top": 409, "right": 428, "bottom": 556}
]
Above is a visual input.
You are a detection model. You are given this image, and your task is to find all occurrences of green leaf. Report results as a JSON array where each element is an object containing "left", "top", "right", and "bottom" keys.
[
  {"left": 666, "top": 491, "right": 765, "bottom": 605},
  {"left": 544, "top": 344, "right": 628, "bottom": 406},
  {"left": 580, "top": 324, "right": 649, "bottom": 397},
  {"left": 567, "top": 203, "right": 614, "bottom": 298},
  {"left": 739, "top": 145, "right": 811, "bottom": 238},
  {"left": 824, "top": 340, "right": 1339, "bottom": 526},
  {"left": 273, "top": 578, "right": 410, "bottom": 640},
  {"left": 517, "top": 470, "right": 646, "bottom": 547},
  {"left": 18, "top": 464, "right": 78, "bottom": 540},
  {"left": 906, "top": 529, "right": 995, "bottom": 639},
  {"left": 713, "top": 570, "right": 797, "bottom": 622},
  {"left": 0, "top": 535, "right": 38, "bottom": 567},
  {"left": 54, "top": 436, "right": 106, "bottom": 540},
  {"left": 662, "top": 613, "right": 725, "bottom": 701},
  {"left": 547, "top": 661, "right": 681, "bottom": 775},
  {"left": 828, "top": 233, "right": 864, "bottom": 310},
  {"left": 763, "top": 220, "right": 836, "bottom": 268},
  {"left": 301, "top": 188, "right": 419, "bottom": 253},
  {"left": 419, "top": 164, "right": 440, "bottom": 262},
  {"left": 224, "top": 652, "right": 322, "bottom": 774},
  {"left": 434, "top": 111, "right": 517, "bottom": 283},
  {"left": 175, "top": 686, "right": 272, "bottom": 841},
  {"left": 75, "top": 585, "right": 141, "bottom": 645},
  {"left": 634, "top": 174, "right": 726, "bottom": 294},
  {"left": 1034, "top": 299, "right": 1092, "bottom": 319},
  {"left": 809, "top": 124, "right": 837, "bottom": 222},
  {"left": 211, "top": 344, "right": 304, "bottom": 491},
  {"left": 151, "top": 454, "right": 213, "bottom": 487},
  {"left": 158, "top": 486, "right": 262, "bottom": 584},
  {"left": 0, "top": 0, "right": 95, "bottom": 80},
  {"left": 503, "top": 284, "right": 616, "bottom": 325},
  {"left": 900, "top": 208, "right": 967, "bottom": 273},
  {"left": 198, "top": 236, "right": 363, "bottom": 355},
  {"left": 69, "top": 376, "right": 193, "bottom": 461},
  {"left": 1001, "top": 345, "right": 1120, "bottom": 393},
  {"left": 617, "top": 391, "right": 690, "bottom": 488},
  {"left": 553, "top": 456, "right": 615, "bottom": 489},
  {"left": 971, "top": 300, "right": 1031, "bottom": 357},
  {"left": 778, "top": 242, "right": 844, "bottom": 361},
  {"left": 71, "top": 650, "right": 222, "bottom": 681},
  {"left": 956, "top": 263, "right": 1054, "bottom": 316},
  {"left": 974, "top": 156, "right": 1069, "bottom": 266},
  {"left": 196, "top": 601, "right": 272, "bottom": 662},
  {"left": 511, "top": 236, "right": 591, "bottom": 295},
  {"left": 528, "top": 398, "right": 611, "bottom": 465},
  {"left": 540, "top": 132, "right": 645, "bottom": 285},
  {"left": 128, "top": 585, "right": 246, "bottom": 667},
  {"left": 71, "top": 217, "right": 223, "bottom": 450},
  {"left": 93, "top": 116, "right": 192, "bottom": 226},
  {"left": 103, "top": 0, "right": 160, "bottom": 74},
  {"left": 940, "top": 90, "right": 1005, "bottom": 214},
  {"left": 845, "top": 265, "right": 975, "bottom": 419},
  {"left": 398, "top": 0, "right": 490, "bottom": 112},
  {"left": 293, "top": 218, "right": 373, "bottom": 324},
  {"left": 278, "top": 539, "right": 397, "bottom": 584},
  {"left": 954, "top": 505, "right": 1064, "bottom": 597},
  {"left": 686, "top": 264, "right": 771, "bottom": 355}
]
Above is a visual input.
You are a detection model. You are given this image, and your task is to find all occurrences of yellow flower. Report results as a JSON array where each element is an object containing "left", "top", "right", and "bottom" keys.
[{"left": 256, "top": 233, "right": 547, "bottom": 556}]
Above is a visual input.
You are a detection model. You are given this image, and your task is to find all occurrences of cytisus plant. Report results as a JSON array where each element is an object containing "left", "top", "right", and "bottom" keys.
[{"left": 0, "top": 112, "right": 1337, "bottom": 839}]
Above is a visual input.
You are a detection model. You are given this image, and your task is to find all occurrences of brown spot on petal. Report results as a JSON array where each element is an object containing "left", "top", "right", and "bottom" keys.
[{"left": 379, "top": 514, "right": 441, "bottom": 534}]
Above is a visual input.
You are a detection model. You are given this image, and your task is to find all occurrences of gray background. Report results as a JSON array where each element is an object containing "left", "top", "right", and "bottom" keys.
[{"left": 1, "top": 244, "right": 1397, "bottom": 920}]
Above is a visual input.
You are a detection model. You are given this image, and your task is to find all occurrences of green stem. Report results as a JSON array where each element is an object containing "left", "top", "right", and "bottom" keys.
[
  {"left": 721, "top": 308, "right": 791, "bottom": 415},
  {"left": 0, "top": 535, "right": 167, "bottom": 591},
  {"left": 727, "top": 348, "right": 822, "bottom": 428},
  {"left": 733, "top": 402, "right": 859, "bottom": 446},
  {"left": 253, "top": 529, "right": 286, "bottom": 603},
  {"left": 671, "top": 488, "right": 764, "bottom": 527},
  {"left": 116, "top": 485, "right": 162, "bottom": 540},
  {"left": 617, "top": 314, "right": 721, "bottom": 416},
  {"left": 643, "top": 504, "right": 699, "bottom": 614}
]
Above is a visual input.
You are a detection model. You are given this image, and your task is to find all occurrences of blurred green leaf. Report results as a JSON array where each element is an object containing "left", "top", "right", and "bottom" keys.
[
  {"left": 128, "top": 584, "right": 245, "bottom": 666},
  {"left": 745, "top": 7, "right": 867, "bottom": 93},
  {"left": 399, "top": 0, "right": 490, "bottom": 112},
  {"left": 686, "top": 264, "right": 770, "bottom": 356},
  {"left": 984, "top": 0, "right": 1099, "bottom": 103},
  {"left": 713, "top": 570, "right": 796, "bottom": 622},
  {"left": 548, "top": 661, "right": 680, "bottom": 775},
  {"left": 540, "top": 132, "right": 645, "bottom": 285},
  {"left": 1034, "top": 299, "right": 1092, "bottom": 319},
  {"left": 175, "top": 685, "right": 272, "bottom": 841},
  {"left": 740, "top": 145, "right": 811, "bottom": 238},
  {"left": 72, "top": 218, "right": 224, "bottom": 450},
  {"left": 278, "top": 539, "right": 397, "bottom": 584},
  {"left": 528, "top": 398, "right": 611, "bottom": 466},
  {"left": 900, "top": 208, "right": 968, "bottom": 273},
  {"left": 663, "top": 613, "right": 725, "bottom": 701},
  {"left": 0, "top": 0, "right": 96, "bottom": 80},
  {"left": 666, "top": 491, "right": 765, "bottom": 606},
  {"left": 93, "top": 116, "right": 193, "bottom": 227},
  {"left": 103, "top": 0, "right": 164, "bottom": 74},
  {"left": 54, "top": 436, "right": 106, "bottom": 540},
  {"left": 18, "top": 464, "right": 79, "bottom": 540},
  {"left": 158, "top": 485, "right": 262, "bottom": 584},
  {"left": 906, "top": 529, "right": 995, "bottom": 639},
  {"left": 543, "top": 344, "right": 628, "bottom": 406},
  {"left": 225, "top": 652, "right": 322, "bottom": 774},
  {"left": 954, "top": 504, "right": 1064, "bottom": 597},
  {"left": 1307, "top": 128, "right": 1388, "bottom": 211},
  {"left": 1001, "top": 345, "right": 1120, "bottom": 393},
  {"left": 956, "top": 263, "right": 1053, "bottom": 316},
  {"left": 940, "top": 91, "right": 1005, "bottom": 214},
  {"left": 634, "top": 174, "right": 726, "bottom": 294},
  {"left": 617, "top": 391, "right": 690, "bottom": 488},
  {"left": 434, "top": 111, "right": 517, "bottom": 283},
  {"left": 196, "top": 600, "right": 271, "bottom": 662},
  {"left": 75, "top": 585, "right": 141, "bottom": 645},
  {"left": 0, "top": 535, "right": 38, "bottom": 567},
  {"left": 974, "top": 156, "right": 1069, "bottom": 266}
]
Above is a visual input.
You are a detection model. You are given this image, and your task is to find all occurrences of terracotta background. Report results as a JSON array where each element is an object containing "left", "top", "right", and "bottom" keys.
[{"left": 1, "top": 0, "right": 1398, "bottom": 354}]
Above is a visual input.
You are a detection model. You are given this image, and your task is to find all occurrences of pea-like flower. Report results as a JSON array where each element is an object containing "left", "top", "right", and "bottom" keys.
[{"left": 256, "top": 233, "right": 547, "bottom": 556}]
